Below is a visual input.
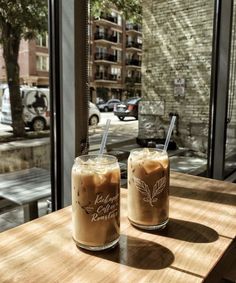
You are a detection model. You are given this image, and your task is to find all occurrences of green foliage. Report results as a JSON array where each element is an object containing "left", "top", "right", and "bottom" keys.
[
  {"left": 90, "top": 0, "right": 142, "bottom": 23},
  {"left": 0, "top": 0, "right": 48, "bottom": 42}
]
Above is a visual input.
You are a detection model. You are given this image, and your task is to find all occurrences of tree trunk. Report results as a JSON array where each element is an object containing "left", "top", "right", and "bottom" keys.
[{"left": 2, "top": 24, "right": 26, "bottom": 137}]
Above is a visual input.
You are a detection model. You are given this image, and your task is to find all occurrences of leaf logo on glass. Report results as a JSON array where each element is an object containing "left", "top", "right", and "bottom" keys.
[
  {"left": 134, "top": 176, "right": 167, "bottom": 207},
  {"left": 78, "top": 193, "right": 119, "bottom": 222}
]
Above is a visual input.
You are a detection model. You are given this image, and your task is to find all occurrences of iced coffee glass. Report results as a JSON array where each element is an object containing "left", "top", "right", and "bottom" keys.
[
  {"left": 128, "top": 146, "right": 169, "bottom": 230},
  {"left": 72, "top": 154, "right": 120, "bottom": 251}
]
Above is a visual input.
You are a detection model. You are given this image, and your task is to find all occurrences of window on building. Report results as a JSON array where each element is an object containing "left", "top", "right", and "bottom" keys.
[
  {"left": 111, "top": 67, "right": 121, "bottom": 76},
  {"left": 36, "top": 33, "right": 48, "bottom": 47},
  {"left": 127, "top": 35, "right": 132, "bottom": 43},
  {"left": 96, "top": 46, "right": 107, "bottom": 54},
  {"left": 113, "top": 49, "right": 121, "bottom": 61},
  {"left": 117, "top": 14, "right": 122, "bottom": 26},
  {"left": 117, "top": 32, "right": 121, "bottom": 43},
  {"left": 137, "top": 36, "right": 142, "bottom": 44},
  {"left": 36, "top": 54, "right": 49, "bottom": 71}
]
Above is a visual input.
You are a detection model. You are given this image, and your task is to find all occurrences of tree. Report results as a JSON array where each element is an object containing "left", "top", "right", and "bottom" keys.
[
  {"left": 91, "top": 0, "right": 142, "bottom": 23},
  {"left": 0, "top": 1, "right": 47, "bottom": 137}
]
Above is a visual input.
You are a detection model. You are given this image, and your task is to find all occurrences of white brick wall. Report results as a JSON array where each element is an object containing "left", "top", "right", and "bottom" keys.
[{"left": 140, "top": 0, "right": 215, "bottom": 154}]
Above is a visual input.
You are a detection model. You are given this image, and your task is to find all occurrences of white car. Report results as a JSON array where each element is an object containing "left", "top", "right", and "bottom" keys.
[
  {"left": 89, "top": 102, "right": 101, "bottom": 126},
  {"left": 1, "top": 87, "right": 50, "bottom": 131}
]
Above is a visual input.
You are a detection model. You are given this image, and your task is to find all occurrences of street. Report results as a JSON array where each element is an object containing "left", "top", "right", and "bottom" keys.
[
  {"left": 89, "top": 112, "right": 138, "bottom": 151},
  {"left": 0, "top": 111, "right": 139, "bottom": 150}
]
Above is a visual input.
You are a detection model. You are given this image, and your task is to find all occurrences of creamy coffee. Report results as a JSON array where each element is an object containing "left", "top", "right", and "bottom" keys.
[
  {"left": 128, "top": 147, "right": 169, "bottom": 230},
  {"left": 72, "top": 155, "right": 120, "bottom": 251}
]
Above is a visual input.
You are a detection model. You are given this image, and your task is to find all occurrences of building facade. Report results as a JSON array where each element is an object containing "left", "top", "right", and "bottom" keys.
[
  {"left": 89, "top": 10, "right": 142, "bottom": 103},
  {"left": 0, "top": 10, "right": 142, "bottom": 103},
  {"left": 139, "top": 0, "right": 236, "bottom": 158},
  {"left": 0, "top": 33, "right": 49, "bottom": 87}
]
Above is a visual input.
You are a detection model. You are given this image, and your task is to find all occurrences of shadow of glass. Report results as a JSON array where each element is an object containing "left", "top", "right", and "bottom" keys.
[
  {"left": 138, "top": 218, "right": 218, "bottom": 243},
  {"left": 82, "top": 234, "right": 174, "bottom": 270}
]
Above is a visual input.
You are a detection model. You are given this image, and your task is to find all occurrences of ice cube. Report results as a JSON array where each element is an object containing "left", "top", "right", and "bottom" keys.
[
  {"left": 142, "top": 160, "right": 164, "bottom": 175},
  {"left": 93, "top": 171, "right": 107, "bottom": 186},
  {"left": 110, "top": 169, "right": 120, "bottom": 184}
]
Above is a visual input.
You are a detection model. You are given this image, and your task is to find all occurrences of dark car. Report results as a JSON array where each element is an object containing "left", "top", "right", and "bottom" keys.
[
  {"left": 114, "top": 97, "right": 141, "bottom": 120},
  {"left": 97, "top": 99, "right": 120, "bottom": 112}
]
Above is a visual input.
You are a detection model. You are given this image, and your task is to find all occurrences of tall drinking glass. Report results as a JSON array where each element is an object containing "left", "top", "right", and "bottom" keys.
[
  {"left": 72, "top": 154, "right": 120, "bottom": 251},
  {"left": 128, "top": 146, "right": 169, "bottom": 230}
]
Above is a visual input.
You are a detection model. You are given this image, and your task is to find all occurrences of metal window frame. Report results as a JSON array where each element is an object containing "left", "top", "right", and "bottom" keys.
[
  {"left": 48, "top": 0, "right": 89, "bottom": 209},
  {"left": 48, "top": 0, "right": 62, "bottom": 210},
  {"left": 208, "top": 0, "right": 234, "bottom": 180}
]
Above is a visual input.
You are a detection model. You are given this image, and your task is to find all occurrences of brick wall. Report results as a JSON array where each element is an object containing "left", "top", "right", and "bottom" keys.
[{"left": 139, "top": 0, "right": 215, "bottom": 154}]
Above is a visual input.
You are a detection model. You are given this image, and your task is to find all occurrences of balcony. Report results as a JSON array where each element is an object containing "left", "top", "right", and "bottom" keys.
[
  {"left": 94, "top": 53, "right": 117, "bottom": 63},
  {"left": 126, "top": 24, "right": 142, "bottom": 33},
  {"left": 94, "top": 32, "right": 118, "bottom": 43},
  {"left": 94, "top": 73, "right": 118, "bottom": 82},
  {"left": 126, "top": 59, "right": 141, "bottom": 67},
  {"left": 125, "top": 77, "right": 141, "bottom": 84},
  {"left": 96, "top": 13, "right": 118, "bottom": 24},
  {"left": 126, "top": 42, "right": 142, "bottom": 50}
]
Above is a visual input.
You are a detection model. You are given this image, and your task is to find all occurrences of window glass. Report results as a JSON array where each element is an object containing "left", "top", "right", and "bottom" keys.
[
  {"left": 117, "top": 15, "right": 122, "bottom": 26},
  {"left": 36, "top": 33, "right": 48, "bottom": 47},
  {"left": 36, "top": 54, "right": 49, "bottom": 71},
  {"left": 0, "top": 2, "right": 51, "bottom": 232}
]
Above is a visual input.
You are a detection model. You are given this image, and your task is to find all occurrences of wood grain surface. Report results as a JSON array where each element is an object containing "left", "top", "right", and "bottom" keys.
[{"left": 0, "top": 172, "right": 236, "bottom": 283}]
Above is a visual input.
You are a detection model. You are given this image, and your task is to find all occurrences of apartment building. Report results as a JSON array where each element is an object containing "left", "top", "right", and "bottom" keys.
[
  {"left": 0, "top": 10, "right": 142, "bottom": 102},
  {"left": 89, "top": 10, "right": 142, "bottom": 103},
  {"left": 0, "top": 33, "right": 49, "bottom": 87}
]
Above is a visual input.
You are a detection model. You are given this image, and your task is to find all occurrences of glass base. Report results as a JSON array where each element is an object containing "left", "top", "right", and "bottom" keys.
[
  {"left": 129, "top": 218, "right": 169, "bottom": 230},
  {"left": 73, "top": 237, "right": 119, "bottom": 251}
]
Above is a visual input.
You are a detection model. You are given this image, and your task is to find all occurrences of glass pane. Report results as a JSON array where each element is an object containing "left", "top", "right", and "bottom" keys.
[
  {"left": 88, "top": 1, "right": 227, "bottom": 182},
  {"left": 136, "top": 0, "right": 216, "bottom": 176},
  {"left": 0, "top": 2, "right": 51, "bottom": 232}
]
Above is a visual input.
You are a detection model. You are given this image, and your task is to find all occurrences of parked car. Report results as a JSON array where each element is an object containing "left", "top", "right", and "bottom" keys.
[
  {"left": 97, "top": 99, "right": 120, "bottom": 112},
  {"left": 89, "top": 102, "right": 101, "bottom": 126},
  {"left": 1, "top": 86, "right": 50, "bottom": 131},
  {"left": 114, "top": 97, "right": 141, "bottom": 120}
]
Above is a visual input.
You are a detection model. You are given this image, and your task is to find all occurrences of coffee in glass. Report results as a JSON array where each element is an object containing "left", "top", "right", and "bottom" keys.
[
  {"left": 72, "top": 154, "right": 120, "bottom": 251},
  {"left": 128, "top": 147, "right": 169, "bottom": 230}
]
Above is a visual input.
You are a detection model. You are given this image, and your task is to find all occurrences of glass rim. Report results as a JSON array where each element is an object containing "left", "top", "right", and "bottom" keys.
[
  {"left": 129, "top": 146, "right": 167, "bottom": 153},
  {"left": 74, "top": 154, "right": 118, "bottom": 165}
]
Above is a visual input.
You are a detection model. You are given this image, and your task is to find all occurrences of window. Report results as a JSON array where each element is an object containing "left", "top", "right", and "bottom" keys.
[
  {"left": 113, "top": 49, "right": 121, "bottom": 61},
  {"left": 111, "top": 67, "right": 121, "bottom": 77},
  {"left": 36, "top": 33, "right": 48, "bottom": 47},
  {"left": 96, "top": 46, "right": 107, "bottom": 54},
  {"left": 117, "top": 15, "right": 122, "bottom": 26},
  {"left": 0, "top": 2, "right": 51, "bottom": 233},
  {"left": 36, "top": 54, "right": 49, "bottom": 71},
  {"left": 137, "top": 36, "right": 142, "bottom": 44},
  {"left": 117, "top": 32, "right": 121, "bottom": 43}
]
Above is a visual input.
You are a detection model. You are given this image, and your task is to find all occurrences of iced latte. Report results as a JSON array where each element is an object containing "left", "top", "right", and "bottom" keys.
[
  {"left": 128, "top": 147, "right": 169, "bottom": 230},
  {"left": 72, "top": 155, "right": 120, "bottom": 251}
]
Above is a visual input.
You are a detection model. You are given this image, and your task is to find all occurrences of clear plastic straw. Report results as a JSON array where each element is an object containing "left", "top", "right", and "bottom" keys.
[
  {"left": 164, "top": 116, "right": 176, "bottom": 151},
  {"left": 99, "top": 119, "right": 111, "bottom": 155}
]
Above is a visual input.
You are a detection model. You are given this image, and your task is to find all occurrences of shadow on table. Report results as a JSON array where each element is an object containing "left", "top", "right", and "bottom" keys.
[
  {"left": 171, "top": 185, "right": 236, "bottom": 206},
  {"left": 82, "top": 234, "right": 174, "bottom": 270},
  {"left": 139, "top": 218, "right": 218, "bottom": 243}
]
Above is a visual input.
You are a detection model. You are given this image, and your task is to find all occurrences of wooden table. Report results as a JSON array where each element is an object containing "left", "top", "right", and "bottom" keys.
[
  {"left": 0, "top": 168, "right": 51, "bottom": 221},
  {"left": 0, "top": 172, "right": 236, "bottom": 283}
]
